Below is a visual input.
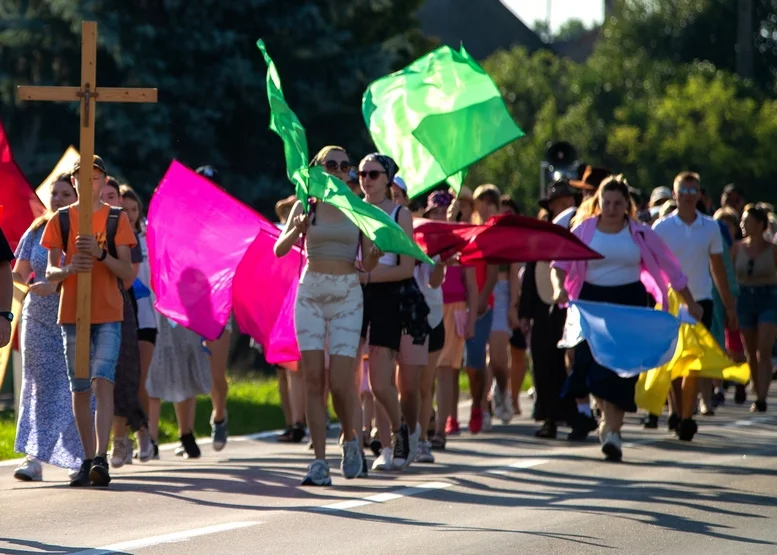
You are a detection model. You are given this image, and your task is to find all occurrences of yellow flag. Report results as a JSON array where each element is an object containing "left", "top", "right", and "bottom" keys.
[
  {"left": 36, "top": 146, "right": 80, "bottom": 210},
  {"left": 0, "top": 283, "right": 28, "bottom": 389},
  {"left": 636, "top": 289, "right": 750, "bottom": 414}
]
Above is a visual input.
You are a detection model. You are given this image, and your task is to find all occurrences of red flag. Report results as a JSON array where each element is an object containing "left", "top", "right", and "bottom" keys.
[
  {"left": 414, "top": 214, "right": 603, "bottom": 264},
  {"left": 0, "top": 120, "right": 46, "bottom": 251}
]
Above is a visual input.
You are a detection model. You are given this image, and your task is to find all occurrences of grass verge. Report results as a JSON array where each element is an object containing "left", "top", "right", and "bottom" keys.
[{"left": 0, "top": 367, "right": 533, "bottom": 462}]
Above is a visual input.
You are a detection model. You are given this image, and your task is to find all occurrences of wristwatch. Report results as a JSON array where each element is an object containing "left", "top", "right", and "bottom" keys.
[{"left": 0, "top": 312, "right": 13, "bottom": 323}]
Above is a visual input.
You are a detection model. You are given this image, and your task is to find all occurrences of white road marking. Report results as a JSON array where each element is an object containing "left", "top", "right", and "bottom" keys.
[
  {"left": 317, "top": 481, "right": 453, "bottom": 512},
  {"left": 69, "top": 521, "right": 260, "bottom": 555},
  {"left": 487, "top": 458, "right": 550, "bottom": 475}
]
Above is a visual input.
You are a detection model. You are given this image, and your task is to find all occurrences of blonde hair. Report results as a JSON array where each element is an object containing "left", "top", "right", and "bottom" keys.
[
  {"left": 275, "top": 195, "right": 297, "bottom": 224},
  {"left": 570, "top": 174, "right": 636, "bottom": 227},
  {"left": 673, "top": 171, "right": 700, "bottom": 188},
  {"left": 310, "top": 145, "right": 348, "bottom": 167}
]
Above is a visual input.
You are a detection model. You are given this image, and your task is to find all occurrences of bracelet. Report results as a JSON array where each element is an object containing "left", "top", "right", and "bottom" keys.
[{"left": 97, "top": 249, "right": 107, "bottom": 262}]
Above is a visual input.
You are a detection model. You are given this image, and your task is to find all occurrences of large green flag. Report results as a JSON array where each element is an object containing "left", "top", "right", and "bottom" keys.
[
  {"left": 363, "top": 45, "right": 525, "bottom": 200},
  {"left": 257, "top": 40, "right": 433, "bottom": 265}
]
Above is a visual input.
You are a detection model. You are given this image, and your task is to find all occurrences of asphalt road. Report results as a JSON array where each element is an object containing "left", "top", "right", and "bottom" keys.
[{"left": 2, "top": 391, "right": 777, "bottom": 555}]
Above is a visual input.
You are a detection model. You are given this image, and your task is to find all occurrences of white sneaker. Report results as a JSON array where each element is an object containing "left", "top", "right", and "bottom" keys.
[
  {"left": 415, "top": 440, "right": 435, "bottom": 463},
  {"left": 13, "top": 456, "right": 42, "bottom": 482},
  {"left": 68, "top": 468, "right": 80, "bottom": 480},
  {"left": 136, "top": 429, "right": 154, "bottom": 463},
  {"left": 501, "top": 393, "right": 515, "bottom": 424},
  {"left": 372, "top": 447, "right": 394, "bottom": 471},
  {"left": 601, "top": 431, "right": 623, "bottom": 461},
  {"left": 110, "top": 437, "right": 130, "bottom": 469},
  {"left": 482, "top": 412, "right": 493, "bottom": 433},
  {"left": 490, "top": 381, "right": 504, "bottom": 421}
]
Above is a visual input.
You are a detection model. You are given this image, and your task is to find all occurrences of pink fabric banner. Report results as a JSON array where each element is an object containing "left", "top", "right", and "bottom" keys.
[
  {"left": 232, "top": 220, "right": 303, "bottom": 364},
  {"left": 147, "top": 161, "right": 263, "bottom": 340},
  {"left": 147, "top": 160, "right": 302, "bottom": 359}
]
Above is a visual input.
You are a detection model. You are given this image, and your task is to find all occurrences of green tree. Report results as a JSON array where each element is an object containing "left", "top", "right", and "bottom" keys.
[
  {"left": 554, "top": 19, "right": 590, "bottom": 42},
  {"left": 0, "top": 0, "right": 431, "bottom": 214}
]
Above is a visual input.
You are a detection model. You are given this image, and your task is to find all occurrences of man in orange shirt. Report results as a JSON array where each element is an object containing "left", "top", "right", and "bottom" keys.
[{"left": 42, "top": 155, "right": 137, "bottom": 487}]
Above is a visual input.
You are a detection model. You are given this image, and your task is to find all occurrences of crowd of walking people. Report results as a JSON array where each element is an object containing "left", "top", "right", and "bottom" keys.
[{"left": 7, "top": 148, "right": 774, "bottom": 488}]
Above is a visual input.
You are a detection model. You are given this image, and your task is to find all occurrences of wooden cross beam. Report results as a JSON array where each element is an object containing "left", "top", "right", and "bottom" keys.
[{"left": 17, "top": 21, "right": 157, "bottom": 379}]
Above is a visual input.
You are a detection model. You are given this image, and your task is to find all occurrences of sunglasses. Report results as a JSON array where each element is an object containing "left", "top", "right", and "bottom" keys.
[
  {"left": 678, "top": 187, "right": 699, "bottom": 195},
  {"left": 358, "top": 170, "right": 387, "bottom": 180},
  {"left": 323, "top": 160, "right": 351, "bottom": 173}
]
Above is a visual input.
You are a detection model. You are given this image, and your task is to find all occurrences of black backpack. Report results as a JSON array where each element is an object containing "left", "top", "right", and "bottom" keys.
[{"left": 58, "top": 206, "right": 122, "bottom": 258}]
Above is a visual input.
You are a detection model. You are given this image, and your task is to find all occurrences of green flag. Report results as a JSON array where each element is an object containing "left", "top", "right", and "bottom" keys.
[
  {"left": 257, "top": 40, "right": 433, "bottom": 265},
  {"left": 363, "top": 45, "right": 525, "bottom": 200}
]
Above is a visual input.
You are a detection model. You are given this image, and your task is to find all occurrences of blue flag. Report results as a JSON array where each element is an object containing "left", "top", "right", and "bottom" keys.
[{"left": 563, "top": 301, "right": 682, "bottom": 377}]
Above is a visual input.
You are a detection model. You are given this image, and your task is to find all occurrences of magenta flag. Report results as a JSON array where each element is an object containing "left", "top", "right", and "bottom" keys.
[
  {"left": 147, "top": 161, "right": 263, "bottom": 340},
  {"left": 233, "top": 220, "right": 303, "bottom": 364},
  {"left": 147, "top": 160, "right": 302, "bottom": 359}
]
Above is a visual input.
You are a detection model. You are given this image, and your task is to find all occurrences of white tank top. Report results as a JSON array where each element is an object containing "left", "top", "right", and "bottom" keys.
[
  {"left": 377, "top": 205, "right": 402, "bottom": 266},
  {"left": 585, "top": 226, "right": 641, "bottom": 286}
]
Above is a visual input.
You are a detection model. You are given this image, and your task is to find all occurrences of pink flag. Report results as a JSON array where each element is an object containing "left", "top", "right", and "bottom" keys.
[
  {"left": 147, "top": 160, "right": 302, "bottom": 360},
  {"left": 147, "top": 161, "right": 263, "bottom": 340},
  {"left": 232, "top": 219, "right": 303, "bottom": 364}
]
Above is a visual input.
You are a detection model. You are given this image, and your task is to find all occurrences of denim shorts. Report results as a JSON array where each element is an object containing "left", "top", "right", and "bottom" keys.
[
  {"left": 737, "top": 285, "right": 777, "bottom": 329},
  {"left": 464, "top": 309, "right": 493, "bottom": 371},
  {"left": 62, "top": 323, "right": 122, "bottom": 393}
]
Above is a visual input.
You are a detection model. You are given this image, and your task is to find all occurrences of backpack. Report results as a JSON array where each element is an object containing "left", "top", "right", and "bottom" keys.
[{"left": 58, "top": 206, "right": 122, "bottom": 258}]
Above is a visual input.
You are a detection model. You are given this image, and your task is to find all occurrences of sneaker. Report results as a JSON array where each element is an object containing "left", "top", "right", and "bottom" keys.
[
  {"left": 445, "top": 417, "right": 460, "bottom": 436},
  {"left": 642, "top": 414, "right": 659, "bottom": 429},
  {"left": 360, "top": 452, "right": 369, "bottom": 478},
  {"left": 302, "top": 459, "right": 331, "bottom": 486},
  {"left": 416, "top": 440, "right": 435, "bottom": 463},
  {"left": 180, "top": 432, "right": 201, "bottom": 459},
  {"left": 13, "top": 456, "right": 42, "bottom": 482},
  {"left": 277, "top": 426, "right": 294, "bottom": 443},
  {"left": 469, "top": 409, "right": 483, "bottom": 435},
  {"left": 750, "top": 400, "right": 767, "bottom": 413},
  {"left": 70, "top": 459, "right": 92, "bottom": 487},
  {"left": 68, "top": 468, "right": 80, "bottom": 480},
  {"left": 568, "top": 413, "right": 598, "bottom": 441},
  {"left": 501, "top": 393, "right": 515, "bottom": 424},
  {"left": 125, "top": 438, "right": 135, "bottom": 465},
  {"left": 174, "top": 445, "right": 185, "bottom": 457},
  {"left": 430, "top": 434, "right": 446, "bottom": 450},
  {"left": 490, "top": 381, "right": 504, "bottom": 421},
  {"left": 136, "top": 429, "right": 154, "bottom": 463},
  {"left": 151, "top": 440, "right": 160, "bottom": 460},
  {"left": 340, "top": 439, "right": 363, "bottom": 479},
  {"left": 535, "top": 420, "right": 557, "bottom": 439},
  {"left": 89, "top": 456, "right": 111, "bottom": 487},
  {"left": 601, "top": 431, "right": 623, "bottom": 461},
  {"left": 711, "top": 389, "right": 726, "bottom": 408},
  {"left": 391, "top": 425, "right": 411, "bottom": 469},
  {"left": 394, "top": 424, "right": 419, "bottom": 470},
  {"left": 734, "top": 384, "right": 747, "bottom": 404},
  {"left": 482, "top": 411, "right": 493, "bottom": 433},
  {"left": 677, "top": 418, "right": 698, "bottom": 441},
  {"left": 210, "top": 411, "right": 228, "bottom": 452},
  {"left": 667, "top": 412, "right": 680, "bottom": 433},
  {"left": 372, "top": 447, "right": 394, "bottom": 471},
  {"left": 110, "top": 437, "right": 130, "bottom": 469}
]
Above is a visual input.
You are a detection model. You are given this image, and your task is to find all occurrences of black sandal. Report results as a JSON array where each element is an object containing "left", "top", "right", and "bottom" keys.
[{"left": 277, "top": 426, "right": 294, "bottom": 443}]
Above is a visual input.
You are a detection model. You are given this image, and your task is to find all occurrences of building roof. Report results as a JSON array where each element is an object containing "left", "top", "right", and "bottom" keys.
[{"left": 416, "top": 0, "right": 549, "bottom": 60}]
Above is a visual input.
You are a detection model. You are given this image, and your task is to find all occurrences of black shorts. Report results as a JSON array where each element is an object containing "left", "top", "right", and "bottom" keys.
[
  {"left": 137, "top": 328, "right": 158, "bottom": 345},
  {"left": 510, "top": 327, "right": 527, "bottom": 350},
  {"left": 361, "top": 282, "right": 403, "bottom": 351},
  {"left": 429, "top": 321, "right": 445, "bottom": 354}
]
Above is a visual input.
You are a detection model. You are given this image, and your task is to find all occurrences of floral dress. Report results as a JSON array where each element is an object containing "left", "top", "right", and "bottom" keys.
[{"left": 14, "top": 226, "right": 84, "bottom": 469}]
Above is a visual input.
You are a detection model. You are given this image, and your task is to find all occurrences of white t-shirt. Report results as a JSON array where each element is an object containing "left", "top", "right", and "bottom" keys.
[
  {"left": 414, "top": 257, "right": 444, "bottom": 328},
  {"left": 135, "top": 231, "right": 159, "bottom": 330},
  {"left": 585, "top": 226, "right": 642, "bottom": 286},
  {"left": 652, "top": 211, "right": 723, "bottom": 301},
  {"left": 553, "top": 206, "right": 577, "bottom": 229}
]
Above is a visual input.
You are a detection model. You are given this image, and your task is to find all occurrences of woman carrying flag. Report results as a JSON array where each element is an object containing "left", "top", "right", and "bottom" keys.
[{"left": 550, "top": 176, "right": 702, "bottom": 461}]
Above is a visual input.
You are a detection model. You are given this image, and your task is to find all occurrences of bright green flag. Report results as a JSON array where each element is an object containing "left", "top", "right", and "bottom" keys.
[
  {"left": 257, "top": 40, "right": 433, "bottom": 265},
  {"left": 363, "top": 45, "right": 525, "bottom": 200}
]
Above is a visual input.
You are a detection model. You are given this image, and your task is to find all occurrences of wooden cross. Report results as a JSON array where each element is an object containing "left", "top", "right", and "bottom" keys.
[{"left": 17, "top": 22, "right": 157, "bottom": 379}]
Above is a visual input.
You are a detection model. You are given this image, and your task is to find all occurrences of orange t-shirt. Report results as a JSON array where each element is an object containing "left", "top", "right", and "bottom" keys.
[{"left": 41, "top": 204, "right": 137, "bottom": 325}]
